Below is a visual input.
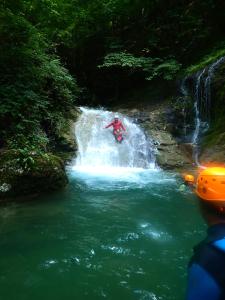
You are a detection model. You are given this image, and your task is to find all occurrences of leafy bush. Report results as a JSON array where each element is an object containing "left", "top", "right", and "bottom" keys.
[
  {"left": 185, "top": 44, "right": 225, "bottom": 75},
  {"left": 98, "top": 52, "right": 181, "bottom": 81},
  {"left": 0, "top": 6, "right": 79, "bottom": 151}
]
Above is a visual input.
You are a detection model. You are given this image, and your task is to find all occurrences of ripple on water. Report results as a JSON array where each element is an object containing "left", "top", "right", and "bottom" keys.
[
  {"left": 40, "top": 253, "right": 105, "bottom": 274},
  {"left": 101, "top": 244, "right": 131, "bottom": 255},
  {"left": 134, "top": 289, "right": 162, "bottom": 300},
  {"left": 40, "top": 259, "right": 58, "bottom": 269},
  {"left": 117, "top": 232, "right": 140, "bottom": 243},
  {"left": 139, "top": 223, "right": 172, "bottom": 242}
]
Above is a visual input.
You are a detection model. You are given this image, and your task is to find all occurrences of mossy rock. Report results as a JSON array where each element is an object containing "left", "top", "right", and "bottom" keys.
[
  {"left": 185, "top": 46, "right": 225, "bottom": 75},
  {"left": 55, "top": 120, "right": 77, "bottom": 152},
  {"left": 54, "top": 109, "right": 80, "bottom": 153},
  {"left": 0, "top": 150, "right": 68, "bottom": 201}
]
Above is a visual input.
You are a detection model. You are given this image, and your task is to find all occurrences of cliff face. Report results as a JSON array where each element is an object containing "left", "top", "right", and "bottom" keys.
[
  {"left": 200, "top": 63, "right": 225, "bottom": 165},
  {"left": 116, "top": 56, "right": 225, "bottom": 170},
  {"left": 184, "top": 59, "right": 225, "bottom": 166},
  {"left": 118, "top": 105, "right": 192, "bottom": 171}
]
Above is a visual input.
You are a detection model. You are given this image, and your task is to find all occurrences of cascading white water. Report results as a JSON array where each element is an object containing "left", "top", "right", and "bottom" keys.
[{"left": 72, "top": 107, "right": 155, "bottom": 172}]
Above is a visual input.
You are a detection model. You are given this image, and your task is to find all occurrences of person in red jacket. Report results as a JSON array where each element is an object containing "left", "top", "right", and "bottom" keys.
[{"left": 105, "top": 115, "right": 126, "bottom": 142}]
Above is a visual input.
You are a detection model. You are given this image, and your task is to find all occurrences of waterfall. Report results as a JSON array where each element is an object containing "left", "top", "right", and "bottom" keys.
[
  {"left": 180, "top": 77, "right": 188, "bottom": 98},
  {"left": 72, "top": 107, "right": 155, "bottom": 171},
  {"left": 180, "top": 77, "right": 189, "bottom": 138},
  {"left": 191, "top": 68, "right": 206, "bottom": 165},
  {"left": 193, "top": 57, "right": 225, "bottom": 140},
  {"left": 192, "top": 68, "right": 206, "bottom": 145},
  {"left": 181, "top": 56, "right": 224, "bottom": 165}
]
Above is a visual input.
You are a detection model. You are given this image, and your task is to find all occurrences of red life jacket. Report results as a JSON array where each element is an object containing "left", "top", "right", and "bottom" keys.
[{"left": 105, "top": 120, "right": 125, "bottom": 131}]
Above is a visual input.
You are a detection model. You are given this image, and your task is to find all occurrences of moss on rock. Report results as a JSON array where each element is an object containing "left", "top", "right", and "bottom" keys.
[
  {"left": 0, "top": 150, "right": 68, "bottom": 201},
  {"left": 185, "top": 45, "right": 225, "bottom": 75}
]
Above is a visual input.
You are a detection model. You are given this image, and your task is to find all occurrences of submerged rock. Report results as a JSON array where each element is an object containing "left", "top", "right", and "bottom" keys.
[{"left": 0, "top": 151, "right": 68, "bottom": 201}]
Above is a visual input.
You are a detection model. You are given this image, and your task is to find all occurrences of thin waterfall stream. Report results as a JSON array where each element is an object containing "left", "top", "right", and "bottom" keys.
[
  {"left": 181, "top": 57, "right": 225, "bottom": 165},
  {"left": 180, "top": 77, "right": 189, "bottom": 139},
  {"left": 192, "top": 68, "right": 206, "bottom": 165}
]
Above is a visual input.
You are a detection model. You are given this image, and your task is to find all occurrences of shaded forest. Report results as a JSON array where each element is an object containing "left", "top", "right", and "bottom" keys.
[{"left": 1, "top": 0, "right": 225, "bottom": 154}]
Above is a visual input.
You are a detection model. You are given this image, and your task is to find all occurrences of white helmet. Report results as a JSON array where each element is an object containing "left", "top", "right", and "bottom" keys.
[{"left": 114, "top": 114, "right": 119, "bottom": 119}]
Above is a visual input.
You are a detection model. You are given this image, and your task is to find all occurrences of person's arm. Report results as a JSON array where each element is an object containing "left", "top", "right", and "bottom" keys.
[{"left": 105, "top": 122, "right": 113, "bottom": 129}]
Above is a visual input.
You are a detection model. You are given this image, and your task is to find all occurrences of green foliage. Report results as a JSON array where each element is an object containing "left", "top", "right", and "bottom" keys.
[
  {"left": 99, "top": 52, "right": 181, "bottom": 81},
  {"left": 42, "top": 0, "right": 225, "bottom": 98},
  {"left": 98, "top": 52, "right": 152, "bottom": 69},
  {"left": 2, "top": 0, "right": 224, "bottom": 96},
  {"left": 0, "top": 4, "right": 79, "bottom": 152},
  {"left": 185, "top": 44, "right": 225, "bottom": 75},
  {"left": 146, "top": 59, "right": 181, "bottom": 81},
  {"left": 6, "top": 131, "right": 49, "bottom": 171},
  {"left": 7, "top": 131, "right": 48, "bottom": 152},
  {"left": 1, "top": 0, "right": 225, "bottom": 157}
]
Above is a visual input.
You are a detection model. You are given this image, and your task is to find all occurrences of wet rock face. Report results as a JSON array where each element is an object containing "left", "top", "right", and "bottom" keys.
[
  {"left": 0, "top": 151, "right": 68, "bottom": 201},
  {"left": 201, "top": 146, "right": 225, "bottom": 164},
  {"left": 120, "top": 105, "right": 192, "bottom": 170},
  {"left": 200, "top": 132, "right": 225, "bottom": 165},
  {"left": 155, "top": 144, "right": 192, "bottom": 170}
]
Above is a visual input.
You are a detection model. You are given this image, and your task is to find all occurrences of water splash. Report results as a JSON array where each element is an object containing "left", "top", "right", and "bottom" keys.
[{"left": 72, "top": 107, "right": 155, "bottom": 173}]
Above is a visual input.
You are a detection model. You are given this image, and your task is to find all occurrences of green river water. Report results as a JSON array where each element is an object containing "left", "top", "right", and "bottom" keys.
[{"left": 0, "top": 168, "right": 205, "bottom": 300}]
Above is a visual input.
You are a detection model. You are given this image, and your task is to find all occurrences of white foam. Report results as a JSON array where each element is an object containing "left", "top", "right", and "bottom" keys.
[
  {"left": 70, "top": 165, "right": 159, "bottom": 183},
  {"left": 73, "top": 107, "right": 155, "bottom": 169}
]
